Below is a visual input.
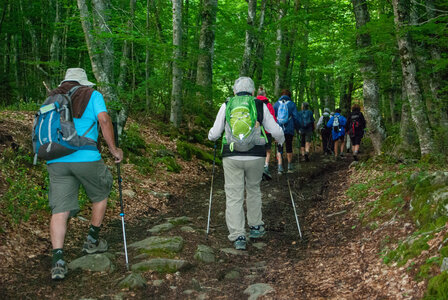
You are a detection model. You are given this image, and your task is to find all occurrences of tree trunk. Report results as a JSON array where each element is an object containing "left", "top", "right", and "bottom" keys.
[
  {"left": 240, "top": 0, "right": 256, "bottom": 77},
  {"left": 392, "top": 0, "right": 434, "bottom": 155},
  {"left": 196, "top": 0, "right": 217, "bottom": 108},
  {"left": 252, "top": 0, "right": 267, "bottom": 84},
  {"left": 274, "top": 0, "right": 285, "bottom": 98},
  {"left": 352, "top": 0, "right": 386, "bottom": 155},
  {"left": 77, "top": 0, "right": 126, "bottom": 136},
  {"left": 117, "top": 0, "right": 136, "bottom": 91},
  {"left": 340, "top": 74, "right": 354, "bottom": 118},
  {"left": 170, "top": 0, "right": 183, "bottom": 128},
  {"left": 400, "top": 78, "right": 416, "bottom": 148},
  {"left": 49, "top": 0, "right": 61, "bottom": 86}
]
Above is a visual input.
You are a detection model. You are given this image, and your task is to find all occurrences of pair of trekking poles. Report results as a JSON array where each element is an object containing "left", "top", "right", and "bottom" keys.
[{"left": 206, "top": 142, "right": 302, "bottom": 239}]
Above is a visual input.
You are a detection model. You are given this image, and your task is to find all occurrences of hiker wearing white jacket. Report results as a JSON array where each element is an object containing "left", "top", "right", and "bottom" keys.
[{"left": 208, "top": 77, "right": 284, "bottom": 250}]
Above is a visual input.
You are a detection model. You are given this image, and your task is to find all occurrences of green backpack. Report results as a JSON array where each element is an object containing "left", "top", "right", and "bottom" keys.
[{"left": 223, "top": 95, "right": 267, "bottom": 152}]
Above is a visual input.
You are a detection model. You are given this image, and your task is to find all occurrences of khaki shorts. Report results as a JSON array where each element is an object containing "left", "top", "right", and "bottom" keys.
[{"left": 47, "top": 160, "right": 113, "bottom": 216}]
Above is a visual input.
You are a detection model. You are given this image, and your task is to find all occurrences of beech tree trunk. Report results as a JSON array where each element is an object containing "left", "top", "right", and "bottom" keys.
[
  {"left": 77, "top": 0, "right": 127, "bottom": 136},
  {"left": 170, "top": 0, "right": 183, "bottom": 127},
  {"left": 240, "top": 0, "right": 256, "bottom": 77},
  {"left": 251, "top": 0, "right": 267, "bottom": 84},
  {"left": 400, "top": 79, "right": 416, "bottom": 148},
  {"left": 392, "top": 0, "right": 434, "bottom": 155},
  {"left": 274, "top": 0, "right": 286, "bottom": 98},
  {"left": 352, "top": 0, "right": 386, "bottom": 155},
  {"left": 196, "top": 0, "right": 217, "bottom": 107}
]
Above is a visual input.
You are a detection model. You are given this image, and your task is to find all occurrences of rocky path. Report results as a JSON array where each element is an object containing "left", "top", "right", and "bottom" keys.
[{"left": 3, "top": 154, "right": 422, "bottom": 299}]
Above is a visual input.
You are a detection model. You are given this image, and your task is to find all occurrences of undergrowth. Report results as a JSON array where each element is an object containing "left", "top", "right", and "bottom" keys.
[{"left": 347, "top": 153, "right": 448, "bottom": 297}]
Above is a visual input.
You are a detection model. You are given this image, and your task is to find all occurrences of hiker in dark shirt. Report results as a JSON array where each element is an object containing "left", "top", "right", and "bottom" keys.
[
  {"left": 346, "top": 104, "right": 366, "bottom": 161},
  {"left": 47, "top": 68, "right": 123, "bottom": 280},
  {"left": 298, "top": 102, "right": 315, "bottom": 161}
]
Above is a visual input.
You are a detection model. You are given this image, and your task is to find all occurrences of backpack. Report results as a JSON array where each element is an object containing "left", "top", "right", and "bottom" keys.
[
  {"left": 301, "top": 110, "right": 313, "bottom": 129},
  {"left": 32, "top": 86, "right": 97, "bottom": 164},
  {"left": 332, "top": 115, "right": 341, "bottom": 133},
  {"left": 223, "top": 96, "right": 267, "bottom": 152},
  {"left": 320, "top": 115, "right": 330, "bottom": 132},
  {"left": 277, "top": 100, "right": 290, "bottom": 125},
  {"left": 349, "top": 114, "right": 361, "bottom": 137}
]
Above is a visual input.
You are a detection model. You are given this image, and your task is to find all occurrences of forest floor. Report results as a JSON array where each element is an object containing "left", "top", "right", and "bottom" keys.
[
  {"left": 0, "top": 111, "right": 425, "bottom": 299},
  {"left": 1, "top": 158, "right": 425, "bottom": 299}
]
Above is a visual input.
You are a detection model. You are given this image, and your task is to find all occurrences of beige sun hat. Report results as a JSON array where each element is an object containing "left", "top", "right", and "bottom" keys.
[{"left": 60, "top": 68, "right": 95, "bottom": 87}]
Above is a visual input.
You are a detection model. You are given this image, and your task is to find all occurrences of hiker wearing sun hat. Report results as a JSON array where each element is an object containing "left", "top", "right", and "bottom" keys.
[{"left": 46, "top": 68, "right": 123, "bottom": 280}]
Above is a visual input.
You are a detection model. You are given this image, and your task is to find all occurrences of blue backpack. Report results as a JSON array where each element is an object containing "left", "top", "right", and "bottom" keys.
[
  {"left": 301, "top": 110, "right": 313, "bottom": 128},
  {"left": 277, "top": 100, "right": 290, "bottom": 125},
  {"left": 32, "top": 86, "right": 97, "bottom": 164}
]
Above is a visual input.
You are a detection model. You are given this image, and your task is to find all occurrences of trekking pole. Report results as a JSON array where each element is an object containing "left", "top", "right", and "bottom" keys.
[
  {"left": 286, "top": 175, "right": 303, "bottom": 239},
  {"left": 113, "top": 122, "right": 129, "bottom": 270},
  {"left": 206, "top": 142, "right": 217, "bottom": 239}
]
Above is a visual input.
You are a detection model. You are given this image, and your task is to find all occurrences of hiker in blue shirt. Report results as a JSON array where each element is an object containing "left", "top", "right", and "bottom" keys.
[
  {"left": 273, "top": 89, "right": 301, "bottom": 173},
  {"left": 327, "top": 108, "right": 347, "bottom": 159}
]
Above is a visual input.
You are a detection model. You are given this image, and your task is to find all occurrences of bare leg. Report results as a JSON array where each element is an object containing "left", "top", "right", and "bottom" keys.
[
  {"left": 50, "top": 212, "right": 70, "bottom": 249},
  {"left": 91, "top": 198, "right": 107, "bottom": 227},
  {"left": 265, "top": 149, "right": 271, "bottom": 166}
]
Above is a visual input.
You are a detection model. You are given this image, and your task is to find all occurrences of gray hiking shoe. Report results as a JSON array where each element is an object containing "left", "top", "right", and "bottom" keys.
[
  {"left": 287, "top": 164, "right": 294, "bottom": 173},
  {"left": 82, "top": 238, "right": 108, "bottom": 254},
  {"left": 234, "top": 236, "right": 247, "bottom": 250},
  {"left": 277, "top": 164, "right": 284, "bottom": 174},
  {"left": 51, "top": 259, "right": 68, "bottom": 280},
  {"left": 249, "top": 225, "right": 266, "bottom": 239}
]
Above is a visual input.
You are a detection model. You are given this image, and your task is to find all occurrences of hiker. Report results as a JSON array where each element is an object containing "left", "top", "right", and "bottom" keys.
[
  {"left": 327, "top": 108, "right": 347, "bottom": 159},
  {"left": 346, "top": 104, "right": 366, "bottom": 161},
  {"left": 298, "top": 102, "right": 315, "bottom": 161},
  {"left": 47, "top": 68, "right": 123, "bottom": 280},
  {"left": 208, "top": 77, "right": 284, "bottom": 250},
  {"left": 256, "top": 86, "right": 276, "bottom": 179},
  {"left": 273, "top": 89, "right": 301, "bottom": 173},
  {"left": 316, "top": 108, "right": 332, "bottom": 155}
]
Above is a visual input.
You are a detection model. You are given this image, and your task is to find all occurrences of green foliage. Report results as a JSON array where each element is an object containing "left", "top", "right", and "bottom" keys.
[
  {"left": 382, "top": 231, "right": 432, "bottom": 266},
  {"left": 121, "top": 123, "right": 147, "bottom": 155},
  {"left": 424, "top": 272, "right": 448, "bottom": 300},
  {"left": 1, "top": 147, "right": 49, "bottom": 224},
  {"left": 3, "top": 99, "right": 40, "bottom": 111},
  {"left": 176, "top": 141, "right": 221, "bottom": 165},
  {"left": 346, "top": 183, "right": 370, "bottom": 202}
]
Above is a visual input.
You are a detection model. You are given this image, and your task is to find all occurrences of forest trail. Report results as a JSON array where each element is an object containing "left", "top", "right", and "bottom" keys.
[{"left": 2, "top": 154, "right": 423, "bottom": 299}]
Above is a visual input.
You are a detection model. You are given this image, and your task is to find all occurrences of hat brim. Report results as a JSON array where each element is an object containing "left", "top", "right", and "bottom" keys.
[{"left": 60, "top": 79, "right": 96, "bottom": 87}]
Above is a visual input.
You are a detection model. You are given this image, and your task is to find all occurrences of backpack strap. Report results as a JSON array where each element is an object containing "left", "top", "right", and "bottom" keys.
[{"left": 68, "top": 85, "right": 82, "bottom": 97}]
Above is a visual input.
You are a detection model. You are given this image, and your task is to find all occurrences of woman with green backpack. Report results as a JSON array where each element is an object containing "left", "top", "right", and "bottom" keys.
[{"left": 208, "top": 77, "right": 285, "bottom": 250}]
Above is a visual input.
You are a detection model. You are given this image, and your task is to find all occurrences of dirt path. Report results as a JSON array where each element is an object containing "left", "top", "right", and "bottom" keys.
[{"left": 2, "top": 154, "right": 422, "bottom": 299}]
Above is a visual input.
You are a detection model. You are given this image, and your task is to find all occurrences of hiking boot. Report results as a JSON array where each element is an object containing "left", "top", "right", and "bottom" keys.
[
  {"left": 51, "top": 259, "right": 68, "bottom": 280},
  {"left": 287, "top": 164, "right": 294, "bottom": 173},
  {"left": 353, "top": 155, "right": 358, "bottom": 161},
  {"left": 249, "top": 225, "right": 266, "bottom": 239},
  {"left": 82, "top": 238, "right": 108, "bottom": 254},
  {"left": 305, "top": 153, "right": 310, "bottom": 162},
  {"left": 234, "top": 236, "right": 247, "bottom": 250},
  {"left": 263, "top": 166, "right": 272, "bottom": 180},
  {"left": 277, "top": 164, "right": 284, "bottom": 174}
]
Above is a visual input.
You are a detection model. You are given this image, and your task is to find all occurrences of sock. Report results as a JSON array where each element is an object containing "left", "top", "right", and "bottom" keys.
[
  {"left": 52, "top": 248, "right": 64, "bottom": 265},
  {"left": 354, "top": 151, "right": 358, "bottom": 155},
  {"left": 87, "top": 224, "right": 101, "bottom": 243}
]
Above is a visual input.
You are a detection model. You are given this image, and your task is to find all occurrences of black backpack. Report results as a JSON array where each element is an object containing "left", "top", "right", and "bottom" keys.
[{"left": 349, "top": 114, "right": 361, "bottom": 137}]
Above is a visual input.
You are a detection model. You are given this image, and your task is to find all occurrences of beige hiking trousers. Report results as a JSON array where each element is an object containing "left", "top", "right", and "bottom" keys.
[{"left": 223, "top": 157, "right": 265, "bottom": 241}]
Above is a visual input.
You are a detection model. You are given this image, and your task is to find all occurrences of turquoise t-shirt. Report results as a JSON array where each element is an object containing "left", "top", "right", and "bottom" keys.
[{"left": 47, "top": 91, "right": 107, "bottom": 164}]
